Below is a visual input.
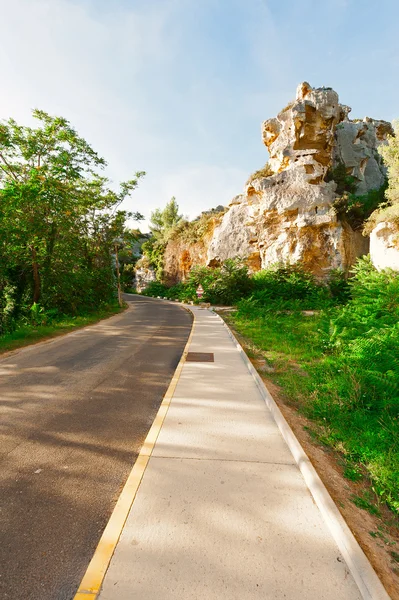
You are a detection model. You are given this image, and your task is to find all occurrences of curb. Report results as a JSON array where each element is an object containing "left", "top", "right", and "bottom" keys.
[
  {"left": 73, "top": 306, "right": 196, "bottom": 600},
  {"left": 213, "top": 310, "right": 391, "bottom": 600}
]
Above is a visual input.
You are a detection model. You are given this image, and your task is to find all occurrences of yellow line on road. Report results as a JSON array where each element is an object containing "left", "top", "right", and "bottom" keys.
[{"left": 73, "top": 305, "right": 195, "bottom": 600}]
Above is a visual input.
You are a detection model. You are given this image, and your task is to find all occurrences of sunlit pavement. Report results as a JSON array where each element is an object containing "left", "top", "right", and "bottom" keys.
[
  {"left": 0, "top": 296, "right": 192, "bottom": 600},
  {"left": 98, "top": 306, "right": 363, "bottom": 600}
]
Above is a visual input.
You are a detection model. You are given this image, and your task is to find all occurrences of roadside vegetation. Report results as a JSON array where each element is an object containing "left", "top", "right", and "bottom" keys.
[
  {"left": 0, "top": 110, "right": 144, "bottom": 349},
  {"left": 142, "top": 253, "right": 399, "bottom": 519},
  {"left": 0, "top": 302, "right": 125, "bottom": 354},
  {"left": 228, "top": 259, "right": 399, "bottom": 515}
]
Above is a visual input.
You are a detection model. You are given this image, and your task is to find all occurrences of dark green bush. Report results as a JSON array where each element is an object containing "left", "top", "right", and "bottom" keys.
[
  {"left": 140, "top": 281, "right": 169, "bottom": 298},
  {"left": 250, "top": 264, "right": 330, "bottom": 309}
]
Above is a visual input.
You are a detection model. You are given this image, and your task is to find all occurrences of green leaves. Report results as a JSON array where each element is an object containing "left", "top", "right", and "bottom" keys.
[{"left": 0, "top": 109, "right": 144, "bottom": 330}]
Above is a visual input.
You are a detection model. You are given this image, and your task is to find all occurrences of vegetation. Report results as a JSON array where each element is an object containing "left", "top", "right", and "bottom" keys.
[
  {"left": 324, "top": 158, "right": 389, "bottom": 231},
  {"left": 141, "top": 197, "right": 182, "bottom": 279},
  {"left": 333, "top": 183, "right": 388, "bottom": 231},
  {"left": 367, "top": 121, "right": 399, "bottom": 230},
  {"left": 225, "top": 257, "right": 399, "bottom": 515},
  {"left": 168, "top": 206, "right": 226, "bottom": 244},
  {"left": 142, "top": 258, "right": 253, "bottom": 305},
  {"left": 0, "top": 301, "right": 123, "bottom": 354},
  {"left": 246, "top": 162, "right": 274, "bottom": 185},
  {"left": 325, "top": 160, "right": 358, "bottom": 195},
  {"left": 0, "top": 109, "right": 144, "bottom": 340}
]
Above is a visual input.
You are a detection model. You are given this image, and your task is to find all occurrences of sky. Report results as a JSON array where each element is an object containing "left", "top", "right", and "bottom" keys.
[{"left": 1, "top": 0, "right": 398, "bottom": 231}]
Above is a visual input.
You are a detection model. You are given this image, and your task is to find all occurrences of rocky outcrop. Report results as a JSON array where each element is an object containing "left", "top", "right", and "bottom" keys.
[
  {"left": 163, "top": 238, "right": 209, "bottom": 285},
  {"left": 204, "top": 82, "right": 392, "bottom": 277},
  {"left": 134, "top": 266, "right": 156, "bottom": 292},
  {"left": 370, "top": 222, "right": 399, "bottom": 271},
  {"left": 162, "top": 210, "right": 226, "bottom": 284},
  {"left": 333, "top": 119, "right": 392, "bottom": 195}
]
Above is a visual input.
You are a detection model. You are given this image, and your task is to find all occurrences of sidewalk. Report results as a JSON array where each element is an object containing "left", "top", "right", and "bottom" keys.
[{"left": 95, "top": 306, "right": 383, "bottom": 600}]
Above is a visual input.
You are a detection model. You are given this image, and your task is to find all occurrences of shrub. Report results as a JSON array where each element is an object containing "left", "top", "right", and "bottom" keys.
[
  {"left": 325, "top": 161, "right": 358, "bottom": 195},
  {"left": 334, "top": 183, "right": 388, "bottom": 231},
  {"left": 250, "top": 264, "right": 330, "bottom": 309},
  {"left": 246, "top": 162, "right": 274, "bottom": 185},
  {"left": 186, "top": 259, "right": 252, "bottom": 305},
  {"left": 140, "top": 281, "right": 169, "bottom": 298}
]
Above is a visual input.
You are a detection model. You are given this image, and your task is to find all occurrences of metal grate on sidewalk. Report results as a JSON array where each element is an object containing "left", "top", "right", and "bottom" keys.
[{"left": 186, "top": 352, "right": 214, "bottom": 362}]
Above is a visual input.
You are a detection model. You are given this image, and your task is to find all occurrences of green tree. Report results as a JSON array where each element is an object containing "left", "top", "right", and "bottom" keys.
[
  {"left": 142, "top": 198, "right": 182, "bottom": 280},
  {"left": 379, "top": 120, "right": 399, "bottom": 206},
  {"left": 149, "top": 197, "right": 182, "bottom": 240},
  {"left": 0, "top": 109, "right": 144, "bottom": 329},
  {"left": 365, "top": 121, "right": 399, "bottom": 230}
]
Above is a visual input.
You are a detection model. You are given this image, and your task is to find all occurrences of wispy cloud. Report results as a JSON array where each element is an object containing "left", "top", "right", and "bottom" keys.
[{"left": 1, "top": 0, "right": 398, "bottom": 230}]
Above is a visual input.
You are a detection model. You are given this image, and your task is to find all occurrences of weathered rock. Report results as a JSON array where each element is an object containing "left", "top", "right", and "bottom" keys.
[
  {"left": 134, "top": 266, "right": 157, "bottom": 292},
  {"left": 163, "top": 238, "right": 209, "bottom": 285},
  {"left": 206, "top": 82, "right": 391, "bottom": 277},
  {"left": 370, "top": 222, "right": 399, "bottom": 271},
  {"left": 206, "top": 197, "right": 259, "bottom": 268},
  {"left": 333, "top": 118, "right": 393, "bottom": 195}
]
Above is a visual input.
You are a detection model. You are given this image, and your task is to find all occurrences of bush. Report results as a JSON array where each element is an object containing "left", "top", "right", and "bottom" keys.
[
  {"left": 140, "top": 281, "right": 169, "bottom": 298},
  {"left": 250, "top": 264, "right": 330, "bottom": 310},
  {"left": 334, "top": 183, "right": 388, "bottom": 231},
  {"left": 325, "top": 160, "right": 358, "bottom": 195},
  {"left": 186, "top": 259, "right": 252, "bottom": 305},
  {"left": 246, "top": 162, "right": 274, "bottom": 185}
]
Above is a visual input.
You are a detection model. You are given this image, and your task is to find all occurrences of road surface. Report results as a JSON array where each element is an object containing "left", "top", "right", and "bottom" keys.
[{"left": 0, "top": 295, "right": 192, "bottom": 600}]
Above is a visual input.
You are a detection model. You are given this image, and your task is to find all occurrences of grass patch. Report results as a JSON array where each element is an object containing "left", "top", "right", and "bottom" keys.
[
  {"left": 225, "top": 263, "right": 399, "bottom": 517},
  {"left": 0, "top": 302, "right": 125, "bottom": 355},
  {"left": 351, "top": 491, "right": 381, "bottom": 516}
]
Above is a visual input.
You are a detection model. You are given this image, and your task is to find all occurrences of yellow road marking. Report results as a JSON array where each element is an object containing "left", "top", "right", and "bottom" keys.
[{"left": 73, "top": 305, "right": 195, "bottom": 600}]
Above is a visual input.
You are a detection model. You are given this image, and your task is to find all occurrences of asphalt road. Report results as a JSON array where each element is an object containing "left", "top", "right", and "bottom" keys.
[{"left": 0, "top": 295, "right": 192, "bottom": 600}]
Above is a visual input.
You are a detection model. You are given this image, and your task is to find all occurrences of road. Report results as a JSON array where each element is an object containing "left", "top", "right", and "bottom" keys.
[{"left": 0, "top": 295, "right": 192, "bottom": 600}]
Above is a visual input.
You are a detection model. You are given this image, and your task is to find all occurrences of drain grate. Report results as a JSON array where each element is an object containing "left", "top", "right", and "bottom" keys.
[{"left": 186, "top": 352, "right": 214, "bottom": 362}]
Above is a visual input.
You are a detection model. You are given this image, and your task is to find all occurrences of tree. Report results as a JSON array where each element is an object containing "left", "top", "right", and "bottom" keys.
[
  {"left": 379, "top": 120, "right": 399, "bottom": 206},
  {"left": 149, "top": 197, "right": 182, "bottom": 240},
  {"left": 142, "top": 198, "right": 182, "bottom": 281},
  {"left": 0, "top": 109, "right": 144, "bottom": 329},
  {"left": 366, "top": 121, "right": 399, "bottom": 231}
]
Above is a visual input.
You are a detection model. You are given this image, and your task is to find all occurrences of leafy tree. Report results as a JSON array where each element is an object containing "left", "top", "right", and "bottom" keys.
[
  {"left": 149, "top": 197, "right": 182, "bottom": 240},
  {"left": 366, "top": 120, "right": 399, "bottom": 230},
  {"left": 379, "top": 120, "right": 399, "bottom": 206},
  {"left": 0, "top": 109, "right": 144, "bottom": 330},
  {"left": 142, "top": 198, "right": 182, "bottom": 279}
]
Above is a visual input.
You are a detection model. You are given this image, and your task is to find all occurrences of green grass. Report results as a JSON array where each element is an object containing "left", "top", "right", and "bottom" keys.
[
  {"left": 351, "top": 491, "right": 381, "bottom": 516},
  {"left": 0, "top": 302, "right": 125, "bottom": 355},
  {"left": 226, "top": 305, "right": 399, "bottom": 517}
]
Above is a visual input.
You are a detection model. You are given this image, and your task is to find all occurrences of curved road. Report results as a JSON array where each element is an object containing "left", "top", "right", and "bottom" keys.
[{"left": 0, "top": 295, "right": 192, "bottom": 600}]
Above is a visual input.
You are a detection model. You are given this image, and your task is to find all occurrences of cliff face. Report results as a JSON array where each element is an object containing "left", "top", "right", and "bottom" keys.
[
  {"left": 165, "top": 82, "right": 393, "bottom": 281},
  {"left": 370, "top": 222, "right": 399, "bottom": 271}
]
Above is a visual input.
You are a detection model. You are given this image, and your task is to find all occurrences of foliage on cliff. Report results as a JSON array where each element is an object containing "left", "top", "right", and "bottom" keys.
[
  {"left": 141, "top": 197, "right": 183, "bottom": 279},
  {"left": 366, "top": 121, "right": 399, "bottom": 231},
  {"left": 0, "top": 109, "right": 144, "bottom": 335},
  {"left": 246, "top": 162, "right": 274, "bottom": 185},
  {"left": 141, "top": 201, "right": 226, "bottom": 281}
]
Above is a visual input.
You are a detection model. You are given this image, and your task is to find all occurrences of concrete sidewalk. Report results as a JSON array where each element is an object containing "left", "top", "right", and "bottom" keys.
[{"left": 97, "top": 306, "right": 372, "bottom": 600}]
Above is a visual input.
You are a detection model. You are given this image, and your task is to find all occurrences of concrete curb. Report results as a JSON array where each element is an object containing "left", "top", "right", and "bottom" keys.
[{"left": 213, "top": 310, "right": 391, "bottom": 600}]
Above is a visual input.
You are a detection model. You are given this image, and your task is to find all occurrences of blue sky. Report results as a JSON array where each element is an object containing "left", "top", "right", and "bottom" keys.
[{"left": 1, "top": 0, "right": 398, "bottom": 230}]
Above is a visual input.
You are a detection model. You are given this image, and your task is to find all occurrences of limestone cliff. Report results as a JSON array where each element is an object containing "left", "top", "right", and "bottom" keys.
[
  {"left": 134, "top": 264, "right": 156, "bottom": 292},
  {"left": 370, "top": 222, "right": 399, "bottom": 271},
  {"left": 165, "top": 82, "right": 393, "bottom": 281}
]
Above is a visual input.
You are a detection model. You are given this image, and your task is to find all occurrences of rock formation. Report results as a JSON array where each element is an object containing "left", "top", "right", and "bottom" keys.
[
  {"left": 134, "top": 265, "right": 156, "bottom": 292},
  {"left": 205, "top": 82, "right": 393, "bottom": 277},
  {"left": 370, "top": 222, "right": 399, "bottom": 271}
]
